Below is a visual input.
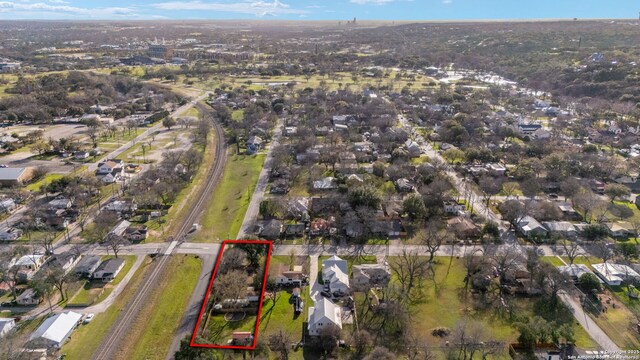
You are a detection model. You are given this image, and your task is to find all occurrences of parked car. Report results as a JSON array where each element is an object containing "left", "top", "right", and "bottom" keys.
[
  {"left": 83, "top": 313, "right": 94, "bottom": 324},
  {"left": 320, "top": 290, "right": 332, "bottom": 298}
]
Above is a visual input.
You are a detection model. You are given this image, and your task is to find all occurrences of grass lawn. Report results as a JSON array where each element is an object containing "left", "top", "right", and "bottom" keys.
[
  {"left": 61, "top": 256, "right": 152, "bottom": 359},
  {"left": 194, "top": 151, "right": 265, "bottom": 242},
  {"left": 403, "top": 258, "right": 597, "bottom": 351},
  {"left": 540, "top": 256, "right": 566, "bottom": 267},
  {"left": 259, "top": 255, "right": 311, "bottom": 345},
  {"left": 25, "top": 173, "right": 65, "bottom": 192},
  {"left": 66, "top": 255, "right": 137, "bottom": 306},
  {"left": 589, "top": 288, "right": 640, "bottom": 350},
  {"left": 123, "top": 255, "right": 202, "bottom": 360}
]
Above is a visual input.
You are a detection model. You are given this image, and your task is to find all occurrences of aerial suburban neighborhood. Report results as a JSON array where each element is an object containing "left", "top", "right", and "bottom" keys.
[{"left": 0, "top": 3, "right": 640, "bottom": 360}]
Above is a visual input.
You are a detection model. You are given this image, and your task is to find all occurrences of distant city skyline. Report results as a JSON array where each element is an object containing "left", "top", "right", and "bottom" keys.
[{"left": 0, "top": 0, "right": 636, "bottom": 20}]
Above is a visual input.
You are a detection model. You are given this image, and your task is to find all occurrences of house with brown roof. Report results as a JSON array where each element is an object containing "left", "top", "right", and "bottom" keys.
[
  {"left": 272, "top": 264, "right": 306, "bottom": 286},
  {"left": 447, "top": 216, "right": 480, "bottom": 239}
]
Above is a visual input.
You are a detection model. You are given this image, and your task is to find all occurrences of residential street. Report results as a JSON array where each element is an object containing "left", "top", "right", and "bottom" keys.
[{"left": 236, "top": 117, "right": 285, "bottom": 239}]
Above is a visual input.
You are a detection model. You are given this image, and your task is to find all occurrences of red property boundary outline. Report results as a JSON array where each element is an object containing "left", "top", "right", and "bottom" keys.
[{"left": 190, "top": 239, "right": 273, "bottom": 350}]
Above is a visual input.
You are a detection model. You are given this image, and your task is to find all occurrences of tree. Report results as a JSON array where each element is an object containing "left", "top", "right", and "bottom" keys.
[
  {"left": 103, "top": 235, "right": 129, "bottom": 258},
  {"left": 402, "top": 194, "right": 426, "bottom": 222},
  {"left": 579, "top": 273, "right": 602, "bottom": 293},
  {"left": 39, "top": 266, "right": 75, "bottom": 301},
  {"left": 348, "top": 186, "right": 382, "bottom": 209},
  {"left": 352, "top": 329, "right": 373, "bottom": 358},
  {"left": 417, "top": 221, "right": 444, "bottom": 263},
  {"left": 217, "top": 248, "right": 247, "bottom": 275},
  {"left": 363, "top": 346, "right": 396, "bottom": 360},
  {"left": 174, "top": 336, "right": 218, "bottom": 360},
  {"left": 211, "top": 270, "right": 248, "bottom": 305},
  {"left": 163, "top": 116, "right": 177, "bottom": 130},
  {"left": 481, "top": 222, "right": 500, "bottom": 243},
  {"left": 498, "top": 200, "right": 528, "bottom": 229},
  {"left": 236, "top": 243, "right": 267, "bottom": 270},
  {"left": 561, "top": 241, "right": 582, "bottom": 265},
  {"left": 501, "top": 182, "right": 520, "bottom": 199},
  {"left": 604, "top": 183, "right": 631, "bottom": 203},
  {"left": 259, "top": 199, "right": 282, "bottom": 219},
  {"left": 318, "top": 325, "right": 341, "bottom": 357},
  {"left": 478, "top": 175, "right": 502, "bottom": 206},
  {"left": 93, "top": 211, "right": 119, "bottom": 243},
  {"left": 441, "top": 148, "right": 466, "bottom": 164},
  {"left": 84, "top": 118, "right": 102, "bottom": 147},
  {"left": 268, "top": 330, "right": 290, "bottom": 360},
  {"left": 388, "top": 249, "right": 431, "bottom": 301},
  {"left": 30, "top": 140, "right": 50, "bottom": 155}
]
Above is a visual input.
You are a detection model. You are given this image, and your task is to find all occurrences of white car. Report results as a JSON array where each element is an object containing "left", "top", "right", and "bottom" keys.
[{"left": 83, "top": 313, "right": 94, "bottom": 324}]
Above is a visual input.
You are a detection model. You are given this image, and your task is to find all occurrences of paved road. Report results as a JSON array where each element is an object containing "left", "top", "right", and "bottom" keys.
[
  {"left": 236, "top": 117, "right": 285, "bottom": 239},
  {"left": 559, "top": 291, "right": 620, "bottom": 351}
]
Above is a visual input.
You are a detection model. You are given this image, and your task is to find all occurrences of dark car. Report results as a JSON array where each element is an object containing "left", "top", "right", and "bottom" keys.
[{"left": 320, "top": 290, "right": 332, "bottom": 298}]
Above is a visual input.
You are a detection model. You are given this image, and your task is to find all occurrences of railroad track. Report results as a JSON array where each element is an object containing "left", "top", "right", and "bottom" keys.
[{"left": 91, "top": 103, "right": 227, "bottom": 360}]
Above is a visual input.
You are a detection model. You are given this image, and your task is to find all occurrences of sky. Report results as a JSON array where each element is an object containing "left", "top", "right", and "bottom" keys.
[{"left": 0, "top": 0, "right": 636, "bottom": 20}]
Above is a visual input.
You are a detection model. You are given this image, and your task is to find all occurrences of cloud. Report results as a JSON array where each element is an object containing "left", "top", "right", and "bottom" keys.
[
  {"left": 0, "top": 1, "right": 137, "bottom": 17},
  {"left": 442, "top": 0, "right": 452, "bottom": 4},
  {"left": 152, "top": 0, "right": 308, "bottom": 17},
  {"left": 350, "top": 0, "right": 395, "bottom": 4}
]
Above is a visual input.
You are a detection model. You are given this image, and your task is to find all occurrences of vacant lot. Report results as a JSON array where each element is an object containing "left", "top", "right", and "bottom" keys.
[{"left": 194, "top": 151, "right": 265, "bottom": 242}]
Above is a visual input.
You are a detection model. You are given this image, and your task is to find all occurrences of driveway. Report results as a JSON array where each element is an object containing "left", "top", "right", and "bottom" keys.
[{"left": 308, "top": 255, "right": 322, "bottom": 303}]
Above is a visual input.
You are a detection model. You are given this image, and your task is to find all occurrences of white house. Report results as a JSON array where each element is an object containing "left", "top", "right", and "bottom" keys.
[
  {"left": 517, "top": 216, "right": 548, "bottom": 238},
  {"left": 322, "top": 256, "right": 349, "bottom": 295},
  {"left": 558, "top": 264, "right": 600, "bottom": 282},
  {"left": 273, "top": 264, "right": 306, "bottom": 286},
  {"left": 307, "top": 297, "right": 342, "bottom": 336},
  {"left": 12, "top": 254, "right": 46, "bottom": 271},
  {"left": 96, "top": 159, "right": 124, "bottom": 175},
  {"left": 0, "top": 198, "right": 16, "bottom": 213},
  {"left": 27, "top": 311, "right": 82, "bottom": 348},
  {"left": 352, "top": 263, "right": 391, "bottom": 290},
  {"left": 543, "top": 221, "right": 577, "bottom": 238},
  {"left": 48, "top": 197, "right": 72, "bottom": 210},
  {"left": 592, "top": 263, "right": 640, "bottom": 286},
  {"left": 486, "top": 163, "right": 506, "bottom": 176},
  {"left": 16, "top": 288, "right": 40, "bottom": 306},
  {"left": 0, "top": 318, "right": 16, "bottom": 338}
]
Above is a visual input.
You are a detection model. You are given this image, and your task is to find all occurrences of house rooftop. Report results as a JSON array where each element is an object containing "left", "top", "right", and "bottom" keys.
[{"left": 0, "top": 168, "right": 26, "bottom": 181}]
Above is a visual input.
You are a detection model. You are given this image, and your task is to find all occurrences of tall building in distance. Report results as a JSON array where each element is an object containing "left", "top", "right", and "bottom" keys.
[{"left": 147, "top": 39, "right": 173, "bottom": 59}]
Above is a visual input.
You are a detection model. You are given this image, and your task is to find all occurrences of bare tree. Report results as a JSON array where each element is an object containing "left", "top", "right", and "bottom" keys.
[
  {"left": 561, "top": 241, "right": 582, "bottom": 266},
  {"left": 268, "top": 330, "right": 290, "bottom": 360},
  {"left": 388, "top": 249, "right": 431, "bottom": 301},
  {"left": 103, "top": 235, "right": 129, "bottom": 258},
  {"left": 417, "top": 220, "right": 444, "bottom": 264}
]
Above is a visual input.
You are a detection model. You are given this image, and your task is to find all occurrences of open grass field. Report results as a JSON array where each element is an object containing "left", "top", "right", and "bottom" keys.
[
  {"left": 403, "top": 258, "right": 597, "bottom": 352},
  {"left": 194, "top": 151, "right": 265, "bottom": 242},
  {"left": 124, "top": 255, "right": 202, "bottom": 360},
  {"left": 61, "top": 256, "right": 152, "bottom": 360}
]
